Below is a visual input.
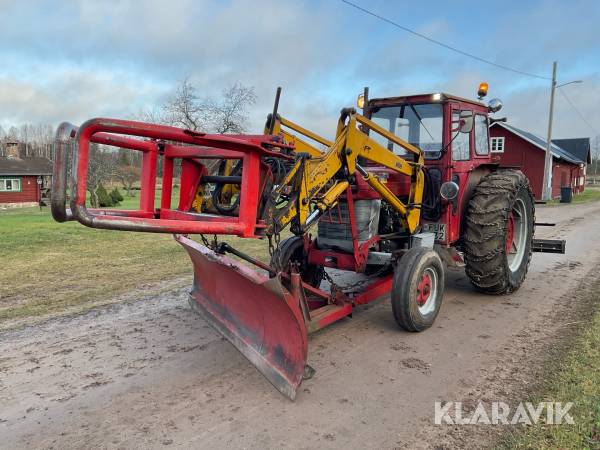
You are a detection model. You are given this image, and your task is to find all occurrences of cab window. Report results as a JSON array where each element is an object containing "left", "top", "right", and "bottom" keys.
[
  {"left": 370, "top": 103, "right": 443, "bottom": 159},
  {"left": 474, "top": 114, "right": 490, "bottom": 155},
  {"left": 451, "top": 111, "right": 470, "bottom": 161}
]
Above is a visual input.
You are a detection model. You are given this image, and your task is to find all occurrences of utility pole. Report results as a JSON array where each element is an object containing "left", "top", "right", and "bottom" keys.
[{"left": 542, "top": 61, "right": 557, "bottom": 201}]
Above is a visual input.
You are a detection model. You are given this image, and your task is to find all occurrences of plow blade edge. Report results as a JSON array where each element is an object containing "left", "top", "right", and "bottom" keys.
[{"left": 175, "top": 235, "right": 308, "bottom": 400}]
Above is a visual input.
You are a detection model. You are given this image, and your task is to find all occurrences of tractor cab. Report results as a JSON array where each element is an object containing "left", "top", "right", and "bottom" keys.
[{"left": 359, "top": 88, "right": 504, "bottom": 245}]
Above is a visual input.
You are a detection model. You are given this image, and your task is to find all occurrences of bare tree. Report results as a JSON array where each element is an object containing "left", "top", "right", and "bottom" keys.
[
  {"left": 162, "top": 78, "right": 206, "bottom": 130},
  {"left": 161, "top": 78, "right": 256, "bottom": 133},
  {"left": 136, "top": 106, "right": 167, "bottom": 126},
  {"left": 0, "top": 123, "right": 54, "bottom": 158},
  {"left": 115, "top": 164, "right": 141, "bottom": 197},
  {"left": 213, "top": 83, "right": 257, "bottom": 133},
  {"left": 87, "top": 144, "right": 117, "bottom": 207},
  {"left": 590, "top": 135, "right": 600, "bottom": 179},
  {"left": 7, "top": 126, "right": 18, "bottom": 141},
  {"left": 19, "top": 124, "right": 31, "bottom": 157}
]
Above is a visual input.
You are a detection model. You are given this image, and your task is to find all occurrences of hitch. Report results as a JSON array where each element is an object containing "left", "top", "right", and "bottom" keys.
[{"left": 532, "top": 238, "right": 566, "bottom": 254}]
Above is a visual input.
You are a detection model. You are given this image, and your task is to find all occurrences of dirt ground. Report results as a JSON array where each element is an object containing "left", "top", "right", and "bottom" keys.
[{"left": 2, "top": 201, "right": 600, "bottom": 449}]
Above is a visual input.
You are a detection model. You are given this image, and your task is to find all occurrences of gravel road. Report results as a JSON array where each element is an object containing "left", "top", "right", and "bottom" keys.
[{"left": 1, "top": 202, "right": 599, "bottom": 449}]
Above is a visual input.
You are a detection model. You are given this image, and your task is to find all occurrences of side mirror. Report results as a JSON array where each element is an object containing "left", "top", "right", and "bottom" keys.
[
  {"left": 458, "top": 111, "right": 474, "bottom": 134},
  {"left": 488, "top": 98, "right": 503, "bottom": 113}
]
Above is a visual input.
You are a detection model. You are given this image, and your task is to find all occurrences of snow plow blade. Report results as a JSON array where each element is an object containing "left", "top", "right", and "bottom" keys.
[{"left": 175, "top": 235, "right": 308, "bottom": 400}]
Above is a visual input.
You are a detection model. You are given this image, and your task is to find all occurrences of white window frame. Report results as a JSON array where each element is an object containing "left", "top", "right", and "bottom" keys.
[
  {"left": 0, "top": 178, "right": 22, "bottom": 192},
  {"left": 491, "top": 137, "right": 505, "bottom": 153}
]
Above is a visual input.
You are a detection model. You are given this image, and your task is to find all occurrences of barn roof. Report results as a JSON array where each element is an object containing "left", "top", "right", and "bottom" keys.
[
  {"left": 551, "top": 138, "right": 591, "bottom": 164},
  {"left": 491, "top": 122, "right": 584, "bottom": 165},
  {"left": 0, "top": 157, "right": 53, "bottom": 176}
]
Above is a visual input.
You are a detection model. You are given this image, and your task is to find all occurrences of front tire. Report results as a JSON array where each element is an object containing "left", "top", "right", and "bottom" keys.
[
  {"left": 463, "top": 170, "right": 535, "bottom": 294},
  {"left": 270, "top": 236, "right": 324, "bottom": 288},
  {"left": 392, "top": 247, "right": 445, "bottom": 332}
]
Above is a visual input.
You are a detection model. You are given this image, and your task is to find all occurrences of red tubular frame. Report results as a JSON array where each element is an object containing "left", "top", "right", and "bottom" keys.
[{"left": 52, "top": 117, "right": 292, "bottom": 237}]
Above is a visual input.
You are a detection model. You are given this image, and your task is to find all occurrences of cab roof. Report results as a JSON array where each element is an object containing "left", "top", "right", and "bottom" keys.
[{"left": 369, "top": 93, "right": 487, "bottom": 109}]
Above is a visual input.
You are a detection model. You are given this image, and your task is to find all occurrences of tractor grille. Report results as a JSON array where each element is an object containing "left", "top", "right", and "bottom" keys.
[{"left": 317, "top": 199, "right": 381, "bottom": 253}]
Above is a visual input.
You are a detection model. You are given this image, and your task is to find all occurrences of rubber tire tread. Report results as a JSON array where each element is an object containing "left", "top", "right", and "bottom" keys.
[
  {"left": 463, "top": 169, "right": 535, "bottom": 294},
  {"left": 392, "top": 247, "right": 445, "bottom": 332},
  {"left": 271, "top": 236, "right": 324, "bottom": 288}
]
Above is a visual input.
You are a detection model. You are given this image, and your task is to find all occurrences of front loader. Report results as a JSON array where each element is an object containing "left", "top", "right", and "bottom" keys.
[{"left": 51, "top": 86, "right": 565, "bottom": 399}]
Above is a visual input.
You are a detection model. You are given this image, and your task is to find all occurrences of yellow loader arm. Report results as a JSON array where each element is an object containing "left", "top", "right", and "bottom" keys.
[
  {"left": 266, "top": 113, "right": 330, "bottom": 158},
  {"left": 266, "top": 108, "right": 425, "bottom": 236}
]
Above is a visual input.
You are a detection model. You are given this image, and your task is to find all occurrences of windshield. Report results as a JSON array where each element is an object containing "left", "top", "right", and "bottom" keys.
[{"left": 370, "top": 103, "right": 443, "bottom": 159}]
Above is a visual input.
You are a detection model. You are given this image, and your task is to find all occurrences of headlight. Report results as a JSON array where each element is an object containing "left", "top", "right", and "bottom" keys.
[
  {"left": 357, "top": 93, "right": 365, "bottom": 109},
  {"left": 440, "top": 181, "right": 460, "bottom": 201}
]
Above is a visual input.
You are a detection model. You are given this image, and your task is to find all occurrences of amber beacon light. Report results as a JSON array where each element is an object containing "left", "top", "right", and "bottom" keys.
[{"left": 477, "top": 82, "right": 489, "bottom": 99}]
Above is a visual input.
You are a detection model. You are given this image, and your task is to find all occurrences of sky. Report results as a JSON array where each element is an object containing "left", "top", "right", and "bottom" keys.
[{"left": 0, "top": 0, "right": 599, "bottom": 140}]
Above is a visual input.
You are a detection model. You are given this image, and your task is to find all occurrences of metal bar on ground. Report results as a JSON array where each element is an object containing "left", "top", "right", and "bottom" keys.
[{"left": 532, "top": 238, "right": 566, "bottom": 253}]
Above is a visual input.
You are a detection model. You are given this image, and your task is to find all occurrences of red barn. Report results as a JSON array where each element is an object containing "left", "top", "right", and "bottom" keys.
[
  {"left": 0, "top": 145, "right": 52, "bottom": 207},
  {"left": 551, "top": 137, "right": 591, "bottom": 193},
  {"left": 490, "top": 122, "right": 587, "bottom": 200}
]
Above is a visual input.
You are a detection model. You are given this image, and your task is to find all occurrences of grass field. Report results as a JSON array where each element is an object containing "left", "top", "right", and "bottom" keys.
[
  {"left": 497, "top": 307, "right": 600, "bottom": 449},
  {"left": 546, "top": 186, "right": 600, "bottom": 206},
  {"left": 0, "top": 188, "right": 270, "bottom": 327},
  {"left": 497, "top": 197, "right": 600, "bottom": 448}
]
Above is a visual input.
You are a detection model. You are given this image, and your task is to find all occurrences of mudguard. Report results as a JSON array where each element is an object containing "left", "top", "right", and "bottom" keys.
[{"left": 175, "top": 235, "right": 308, "bottom": 400}]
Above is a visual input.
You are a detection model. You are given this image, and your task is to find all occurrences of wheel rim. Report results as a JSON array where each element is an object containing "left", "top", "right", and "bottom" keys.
[
  {"left": 417, "top": 267, "right": 438, "bottom": 315},
  {"left": 506, "top": 198, "right": 527, "bottom": 273}
]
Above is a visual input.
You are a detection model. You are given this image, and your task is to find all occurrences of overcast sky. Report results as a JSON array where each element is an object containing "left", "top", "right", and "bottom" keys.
[{"left": 1, "top": 0, "right": 598, "bottom": 140}]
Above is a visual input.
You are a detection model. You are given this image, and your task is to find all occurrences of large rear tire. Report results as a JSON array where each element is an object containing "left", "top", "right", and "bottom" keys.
[
  {"left": 271, "top": 236, "right": 324, "bottom": 288},
  {"left": 463, "top": 169, "right": 535, "bottom": 294},
  {"left": 392, "top": 247, "right": 445, "bottom": 332}
]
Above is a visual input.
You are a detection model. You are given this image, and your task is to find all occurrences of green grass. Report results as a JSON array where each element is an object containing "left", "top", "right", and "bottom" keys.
[
  {"left": 546, "top": 186, "right": 600, "bottom": 206},
  {"left": 93, "top": 184, "right": 169, "bottom": 210},
  {"left": 0, "top": 188, "right": 271, "bottom": 326},
  {"left": 497, "top": 305, "right": 600, "bottom": 449}
]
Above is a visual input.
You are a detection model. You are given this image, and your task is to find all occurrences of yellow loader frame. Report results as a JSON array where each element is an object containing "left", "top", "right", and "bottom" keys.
[{"left": 266, "top": 108, "right": 425, "bottom": 236}]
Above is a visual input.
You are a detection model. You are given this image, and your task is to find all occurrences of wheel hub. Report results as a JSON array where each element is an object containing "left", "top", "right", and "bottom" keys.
[
  {"left": 507, "top": 198, "right": 528, "bottom": 273},
  {"left": 505, "top": 211, "right": 515, "bottom": 254},
  {"left": 417, "top": 273, "right": 432, "bottom": 306}
]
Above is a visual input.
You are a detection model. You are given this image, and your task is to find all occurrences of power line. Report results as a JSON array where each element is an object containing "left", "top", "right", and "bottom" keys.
[
  {"left": 340, "top": 0, "right": 551, "bottom": 80},
  {"left": 558, "top": 88, "right": 600, "bottom": 136}
]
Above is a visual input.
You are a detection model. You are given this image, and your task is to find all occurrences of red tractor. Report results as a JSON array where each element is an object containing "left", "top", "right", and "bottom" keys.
[{"left": 51, "top": 85, "right": 564, "bottom": 399}]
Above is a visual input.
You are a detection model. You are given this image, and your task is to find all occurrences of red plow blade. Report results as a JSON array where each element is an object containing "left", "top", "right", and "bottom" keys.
[{"left": 176, "top": 235, "right": 308, "bottom": 400}]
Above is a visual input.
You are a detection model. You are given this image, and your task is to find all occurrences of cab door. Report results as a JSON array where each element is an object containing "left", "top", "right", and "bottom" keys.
[{"left": 445, "top": 102, "right": 474, "bottom": 244}]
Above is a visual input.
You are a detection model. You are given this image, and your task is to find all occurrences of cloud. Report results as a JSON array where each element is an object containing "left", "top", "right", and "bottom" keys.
[
  {"left": 502, "top": 73, "right": 600, "bottom": 138},
  {"left": 0, "top": 66, "right": 164, "bottom": 129},
  {"left": 0, "top": 0, "right": 597, "bottom": 141},
  {"left": 0, "top": 0, "right": 350, "bottom": 129}
]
